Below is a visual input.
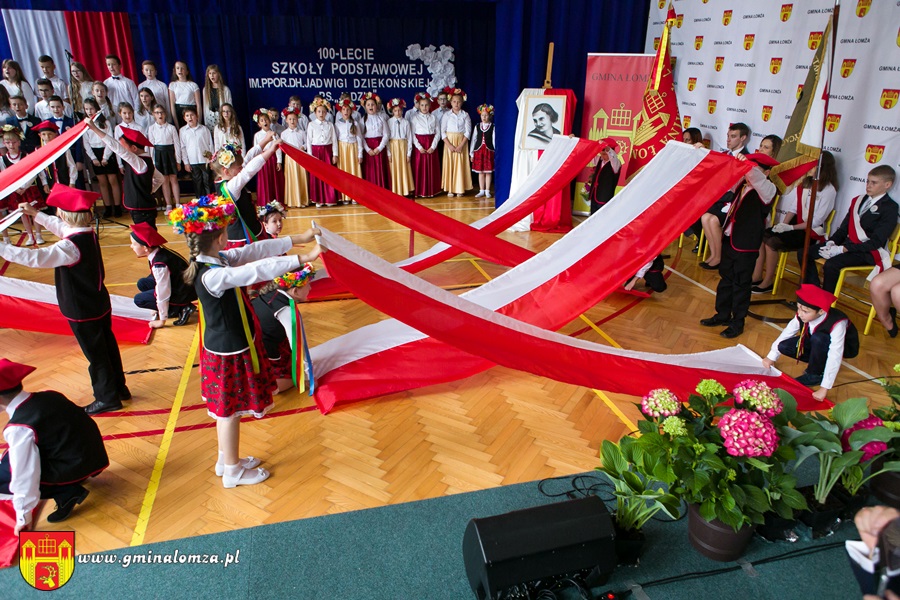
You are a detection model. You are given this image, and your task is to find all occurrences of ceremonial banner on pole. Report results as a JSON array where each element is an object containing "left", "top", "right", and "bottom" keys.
[
  {"left": 626, "top": 6, "right": 682, "bottom": 182},
  {"left": 573, "top": 53, "right": 654, "bottom": 214}
]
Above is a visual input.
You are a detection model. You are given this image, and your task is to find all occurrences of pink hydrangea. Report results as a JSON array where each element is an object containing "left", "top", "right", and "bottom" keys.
[
  {"left": 733, "top": 380, "right": 783, "bottom": 418},
  {"left": 718, "top": 408, "right": 779, "bottom": 457},
  {"left": 841, "top": 415, "right": 889, "bottom": 463},
  {"left": 641, "top": 389, "right": 681, "bottom": 418}
]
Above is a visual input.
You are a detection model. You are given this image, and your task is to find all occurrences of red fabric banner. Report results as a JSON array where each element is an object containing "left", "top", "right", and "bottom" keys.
[
  {"left": 0, "top": 121, "right": 88, "bottom": 201},
  {"left": 64, "top": 11, "right": 136, "bottom": 81}
]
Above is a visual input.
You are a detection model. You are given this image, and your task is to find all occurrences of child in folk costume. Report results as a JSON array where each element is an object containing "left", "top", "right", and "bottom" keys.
[
  {"left": 470, "top": 104, "right": 495, "bottom": 199},
  {"left": 180, "top": 106, "right": 214, "bottom": 197},
  {"left": 82, "top": 99, "right": 123, "bottom": 217},
  {"left": 386, "top": 98, "right": 414, "bottom": 197},
  {"left": 258, "top": 201, "right": 286, "bottom": 239},
  {"left": 171, "top": 196, "right": 320, "bottom": 487},
  {"left": 0, "top": 185, "right": 128, "bottom": 415},
  {"left": 440, "top": 87, "right": 473, "bottom": 197},
  {"left": 35, "top": 121, "right": 77, "bottom": 192},
  {"left": 209, "top": 136, "right": 279, "bottom": 248},
  {"left": 214, "top": 103, "right": 246, "bottom": 151},
  {"left": 763, "top": 284, "right": 859, "bottom": 402},
  {"left": 147, "top": 104, "right": 182, "bottom": 214},
  {"left": 334, "top": 98, "right": 364, "bottom": 203},
  {"left": 280, "top": 107, "right": 310, "bottom": 208},
  {"left": 1, "top": 125, "right": 49, "bottom": 245},
  {"left": 252, "top": 109, "right": 284, "bottom": 207},
  {"left": 306, "top": 97, "right": 338, "bottom": 207},
  {"left": 586, "top": 138, "right": 622, "bottom": 214},
  {"left": 129, "top": 222, "right": 197, "bottom": 328},
  {"left": 361, "top": 92, "right": 391, "bottom": 190},
  {"left": 411, "top": 92, "right": 441, "bottom": 198},
  {"left": 250, "top": 264, "right": 315, "bottom": 394},
  {"left": 282, "top": 96, "right": 309, "bottom": 132}
]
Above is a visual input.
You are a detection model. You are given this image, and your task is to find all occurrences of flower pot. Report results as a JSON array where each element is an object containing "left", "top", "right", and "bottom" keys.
[
  {"left": 835, "top": 484, "right": 870, "bottom": 521},
  {"left": 687, "top": 504, "right": 755, "bottom": 562},
  {"left": 756, "top": 513, "right": 800, "bottom": 543},
  {"left": 871, "top": 458, "right": 900, "bottom": 509},
  {"left": 613, "top": 523, "right": 646, "bottom": 567},
  {"left": 797, "top": 485, "right": 847, "bottom": 538}
]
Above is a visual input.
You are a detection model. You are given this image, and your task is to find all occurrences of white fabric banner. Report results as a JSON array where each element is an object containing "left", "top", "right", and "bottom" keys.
[
  {"left": 1, "top": 9, "right": 71, "bottom": 105},
  {"left": 645, "top": 0, "right": 900, "bottom": 221}
]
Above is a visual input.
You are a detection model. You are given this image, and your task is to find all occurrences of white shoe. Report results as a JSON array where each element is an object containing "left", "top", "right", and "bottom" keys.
[
  {"left": 485, "top": 191, "right": 492, "bottom": 198},
  {"left": 475, "top": 191, "right": 486, "bottom": 198},
  {"left": 215, "top": 456, "right": 261, "bottom": 477},
  {"left": 447, "top": 193, "right": 455, "bottom": 197},
  {"left": 24, "top": 235, "right": 34, "bottom": 245},
  {"left": 222, "top": 466, "right": 270, "bottom": 488},
  {"left": 34, "top": 234, "right": 45, "bottom": 245},
  {"left": 164, "top": 207, "right": 173, "bottom": 216}
]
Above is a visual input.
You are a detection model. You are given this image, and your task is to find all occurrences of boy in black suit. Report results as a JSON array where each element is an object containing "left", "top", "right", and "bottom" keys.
[
  {"left": 8, "top": 95, "right": 39, "bottom": 153},
  {"left": 808, "top": 165, "right": 897, "bottom": 293}
]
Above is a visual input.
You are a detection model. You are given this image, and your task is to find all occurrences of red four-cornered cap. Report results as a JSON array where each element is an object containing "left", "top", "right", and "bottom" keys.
[
  {"left": 0, "top": 358, "right": 36, "bottom": 390},
  {"left": 119, "top": 127, "right": 153, "bottom": 147},
  {"left": 796, "top": 283, "right": 836, "bottom": 312},
  {"left": 32, "top": 120, "right": 60, "bottom": 134},
  {"left": 46, "top": 184, "right": 100, "bottom": 212},
  {"left": 745, "top": 152, "right": 779, "bottom": 168},
  {"left": 130, "top": 222, "right": 168, "bottom": 247}
]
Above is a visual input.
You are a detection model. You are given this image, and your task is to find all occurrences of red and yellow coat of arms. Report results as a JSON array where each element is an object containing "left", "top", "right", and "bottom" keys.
[
  {"left": 715, "top": 57, "right": 725, "bottom": 72},
  {"left": 808, "top": 32, "right": 823, "bottom": 50},
  {"left": 743, "top": 34, "right": 755, "bottom": 50},
  {"left": 880, "top": 90, "right": 899, "bottom": 110},
  {"left": 841, "top": 59, "right": 857, "bottom": 78},
  {"left": 770, "top": 58, "right": 783, "bottom": 75},
  {"left": 708, "top": 99, "right": 717, "bottom": 114},
  {"left": 676, "top": 14, "right": 684, "bottom": 28},
  {"left": 687, "top": 77, "right": 697, "bottom": 91},
  {"left": 761, "top": 106, "right": 773, "bottom": 122},
  {"left": 683, "top": 115, "right": 691, "bottom": 128},
  {"left": 19, "top": 532, "right": 76, "bottom": 590},
  {"left": 856, "top": 0, "right": 871, "bottom": 18},
  {"left": 780, "top": 4, "right": 793, "bottom": 22},
  {"left": 695, "top": 36, "right": 704, "bottom": 50},
  {"left": 723, "top": 10, "right": 732, "bottom": 26},
  {"left": 825, "top": 114, "right": 841, "bottom": 132},
  {"left": 735, "top": 81, "right": 747, "bottom": 96},
  {"left": 865, "top": 145, "right": 885, "bottom": 164}
]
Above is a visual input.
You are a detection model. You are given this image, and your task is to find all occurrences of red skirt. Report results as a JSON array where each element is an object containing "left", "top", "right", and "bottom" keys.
[
  {"left": 268, "top": 336, "right": 294, "bottom": 380},
  {"left": 309, "top": 144, "right": 337, "bottom": 206},
  {"left": 3, "top": 185, "right": 45, "bottom": 211},
  {"left": 363, "top": 137, "right": 391, "bottom": 189},
  {"left": 255, "top": 153, "right": 284, "bottom": 207},
  {"left": 413, "top": 134, "right": 440, "bottom": 197},
  {"left": 472, "top": 146, "right": 495, "bottom": 173},
  {"left": 200, "top": 335, "right": 276, "bottom": 419}
]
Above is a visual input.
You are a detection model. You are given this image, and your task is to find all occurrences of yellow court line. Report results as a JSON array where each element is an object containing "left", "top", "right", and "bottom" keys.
[
  {"left": 106, "top": 282, "right": 137, "bottom": 287},
  {"left": 577, "top": 314, "right": 622, "bottom": 349},
  {"left": 467, "top": 258, "right": 493, "bottom": 282},
  {"left": 130, "top": 326, "right": 200, "bottom": 547},
  {"left": 593, "top": 389, "right": 639, "bottom": 433}
]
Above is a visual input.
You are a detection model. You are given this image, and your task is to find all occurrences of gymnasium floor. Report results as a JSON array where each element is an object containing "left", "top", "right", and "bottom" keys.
[{"left": 0, "top": 195, "right": 893, "bottom": 556}]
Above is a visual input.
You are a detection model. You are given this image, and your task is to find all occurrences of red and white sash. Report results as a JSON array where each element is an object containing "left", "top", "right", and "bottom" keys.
[{"left": 847, "top": 195, "right": 890, "bottom": 278}]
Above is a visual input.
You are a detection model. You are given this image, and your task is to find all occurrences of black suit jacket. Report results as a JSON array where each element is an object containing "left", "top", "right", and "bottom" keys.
[
  {"left": 831, "top": 194, "right": 898, "bottom": 253},
  {"left": 15, "top": 115, "right": 40, "bottom": 153},
  {"left": 724, "top": 186, "right": 769, "bottom": 251}
]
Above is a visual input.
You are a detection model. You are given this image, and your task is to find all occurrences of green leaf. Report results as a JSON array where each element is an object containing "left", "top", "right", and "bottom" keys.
[
  {"left": 600, "top": 440, "right": 628, "bottom": 477},
  {"left": 622, "top": 471, "right": 645, "bottom": 494},
  {"left": 791, "top": 445, "right": 821, "bottom": 471},
  {"left": 741, "top": 485, "right": 770, "bottom": 513},
  {"left": 746, "top": 457, "right": 772, "bottom": 472},
  {"left": 849, "top": 427, "right": 899, "bottom": 449},
  {"left": 831, "top": 450, "right": 866, "bottom": 472},
  {"left": 781, "top": 488, "right": 808, "bottom": 511},
  {"left": 832, "top": 397, "right": 871, "bottom": 430},
  {"left": 637, "top": 420, "right": 657, "bottom": 434},
  {"left": 700, "top": 500, "right": 716, "bottom": 522},
  {"left": 776, "top": 389, "right": 798, "bottom": 422}
]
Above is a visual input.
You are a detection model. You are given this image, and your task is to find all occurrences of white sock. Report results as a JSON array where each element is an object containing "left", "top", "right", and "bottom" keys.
[
  {"left": 216, "top": 450, "right": 225, "bottom": 466},
  {"left": 223, "top": 463, "right": 242, "bottom": 478}
]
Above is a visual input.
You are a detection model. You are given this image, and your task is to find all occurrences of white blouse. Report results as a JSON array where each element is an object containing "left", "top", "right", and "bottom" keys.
[
  {"left": 213, "top": 126, "right": 246, "bottom": 153},
  {"left": 148, "top": 122, "right": 182, "bottom": 163},
  {"left": 254, "top": 129, "right": 282, "bottom": 162},
  {"left": 362, "top": 114, "right": 389, "bottom": 151},
  {"left": 410, "top": 113, "right": 440, "bottom": 151},
  {"left": 306, "top": 119, "right": 338, "bottom": 154},
  {"left": 440, "top": 110, "right": 472, "bottom": 139},
  {"left": 139, "top": 78, "right": 171, "bottom": 116},
  {"left": 386, "top": 117, "right": 412, "bottom": 158},
  {"left": 169, "top": 80, "right": 199, "bottom": 105},
  {"left": 83, "top": 121, "right": 114, "bottom": 162},
  {"left": 334, "top": 117, "right": 364, "bottom": 158},
  {"left": 280, "top": 127, "right": 307, "bottom": 153}
]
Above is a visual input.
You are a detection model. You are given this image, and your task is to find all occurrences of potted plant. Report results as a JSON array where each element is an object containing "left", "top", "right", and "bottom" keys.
[
  {"left": 596, "top": 437, "right": 680, "bottom": 565},
  {"left": 870, "top": 365, "right": 900, "bottom": 508}
]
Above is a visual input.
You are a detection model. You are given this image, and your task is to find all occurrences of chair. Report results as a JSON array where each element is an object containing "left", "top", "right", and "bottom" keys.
[
  {"left": 861, "top": 225, "right": 900, "bottom": 334},
  {"left": 771, "top": 209, "right": 836, "bottom": 296}
]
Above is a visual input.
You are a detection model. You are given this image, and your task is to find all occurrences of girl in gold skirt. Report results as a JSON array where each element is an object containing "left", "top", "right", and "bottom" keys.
[
  {"left": 334, "top": 97, "right": 364, "bottom": 203},
  {"left": 440, "top": 87, "right": 473, "bottom": 197},
  {"left": 280, "top": 107, "right": 310, "bottom": 207},
  {"left": 386, "top": 98, "right": 415, "bottom": 197}
]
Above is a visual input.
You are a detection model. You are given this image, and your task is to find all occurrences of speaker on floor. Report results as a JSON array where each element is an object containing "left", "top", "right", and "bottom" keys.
[{"left": 462, "top": 495, "right": 616, "bottom": 600}]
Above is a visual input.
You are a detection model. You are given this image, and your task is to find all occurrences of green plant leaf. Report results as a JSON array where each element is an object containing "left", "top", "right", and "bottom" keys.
[
  {"left": 776, "top": 389, "right": 798, "bottom": 422},
  {"left": 746, "top": 457, "right": 772, "bottom": 472},
  {"left": 831, "top": 450, "right": 866, "bottom": 472},
  {"left": 781, "top": 488, "right": 808, "bottom": 511},
  {"left": 700, "top": 500, "right": 716, "bottom": 522},
  {"left": 600, "top": 440, "right": 628, "bottom": 476},
  {"left": 637, "top": 420, "right": 657, "bottom": 434},
  {"left": 832, "top": 397, "right": 871, "bottom": 430},
  {"left": 849, "top": 427, "right": 900, "bottom": 449}
]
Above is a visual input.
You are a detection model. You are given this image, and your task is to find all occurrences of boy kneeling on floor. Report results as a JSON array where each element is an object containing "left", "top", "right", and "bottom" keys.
[{"left": 762, "top": 283, "right": 859, "bottom": 402}]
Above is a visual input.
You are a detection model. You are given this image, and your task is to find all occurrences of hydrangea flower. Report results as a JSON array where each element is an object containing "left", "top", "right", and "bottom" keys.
[
  {"left": 696, "top": 379, "right": 727, "bottom": 398},
  {"left": 641, "top": 388, "right": 681, "bottom": 418},
  {"left": 733, "top": 380, "right": 783, "bottom": 418},
  {"left": 841, "top": 415, "right": 889, "bottom": 462},
  {"left": 661, "top": 416, "right": 687, "bottom": 437},
  {"left": 717, "top": 408, "right": 779, "bottom": 457}
]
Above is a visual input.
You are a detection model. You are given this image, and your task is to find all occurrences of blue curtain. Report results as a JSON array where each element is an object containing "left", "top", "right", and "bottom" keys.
[{"left": 493, "top": 0, "right": 650, "bottom": 201}]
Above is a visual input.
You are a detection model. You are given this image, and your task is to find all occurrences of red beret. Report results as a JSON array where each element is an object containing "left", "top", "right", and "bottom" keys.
[
  {"left": 33, "top": 120, "right": 59, "bottom": 134},
  {"left": 130, "top": 222, "right": 168, "bottom": 247},
  {"left": 119, "top": 127, "right": 153, "bottom": 148},
  {"left": 0, "top": 358, "right": 36, "bottom": 391},
  {"left": 796, "top": 284, "right": 836, "bottom": 312},
  {"left": 746, "top": 153, "right": 779, "bottom": 168},
  {"left": 46, "top": 184, "right": 100, "bottom": 212}
]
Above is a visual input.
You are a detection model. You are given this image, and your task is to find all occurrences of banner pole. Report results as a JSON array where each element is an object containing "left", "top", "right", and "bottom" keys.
[{"left": 542, "top": 43, "right": 554, "bottom": 89}]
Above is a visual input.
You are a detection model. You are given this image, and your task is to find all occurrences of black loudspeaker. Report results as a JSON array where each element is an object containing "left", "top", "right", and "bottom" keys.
[{"left": 462, "top": 495, "right": 616, "bottom": 600}]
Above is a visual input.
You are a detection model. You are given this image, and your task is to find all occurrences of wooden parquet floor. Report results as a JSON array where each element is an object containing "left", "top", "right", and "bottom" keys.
[{"left": 0, "top": 196, "right": 895, "bottom": 554}]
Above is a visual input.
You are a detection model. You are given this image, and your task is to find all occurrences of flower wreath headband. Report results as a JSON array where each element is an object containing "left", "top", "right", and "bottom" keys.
[
  {"left": 209, "top": 142, "right": 242, "bottom": 169},
  {"left": 309, "top": 97, "right": 331, "bottom": 112},
  {"left": 443, "top": 86, "right": 467, "bottom": 102},
  {"left": 477, "top": 104, "right": 494, "bottom": 116},
  {"left": 252, "top": 108, "right": 270, "bottom": 123},
  {"left": 360, "top": 91, "right": 380, "bottom": 104},
  {"left": 257, "top": 200, "right": 286, "bottom": 219},
  {"left": 337, "top": 98, "right": 356, "bottom": 110},
  {"left": 169, "top": 194, "right": 236, "bottom": 235},
  {"left": 282, "top": 106, "right": 301, "bottom": 118},
  {"left": 388, "top": 98, "right": 406, "bottom": 110},
  {"left": 414, "top": 92, "right": 432, "bottom": 102},
  {"left": 274, "top": 263, "right": 317, "bottom": 289},
  {"left": 1, "top": 124, "right": 25, "bottom": 141}
]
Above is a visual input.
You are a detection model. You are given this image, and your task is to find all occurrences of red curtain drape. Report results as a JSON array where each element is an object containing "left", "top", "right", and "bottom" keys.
[
  {"left": 531, "top": 89, "right": 577, "bottom": 233},
  {"left": 64, "top": 12, "right": 136, "bottom": 82}
]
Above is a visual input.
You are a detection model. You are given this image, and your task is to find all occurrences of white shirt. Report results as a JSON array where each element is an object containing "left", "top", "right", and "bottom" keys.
[
  {"left": 169, "top": 80, "right": 199, "bottom": 105},
  {"left": 334, "top": 117, "right": 364, "bottom": 158},
  {"left": 197, "top": 237, "right": 302, "bottom": 298},
  {"left": 134, "top": 109, "right": 155, "bottom": 132},
  {"left": 387, "top": 117, "right": 412, "bottom": 158},
  {"left": 306, "top": 119, "right": 338, "bottom": 154},
  {"left": 767, "top": 312, "right": 848, "bottom": 390},
  {"left": 440, "top": 110, "right": 472, "bottom": 140},
  {"left": 37, "top": 74, "right": 69, "bottom": 101},
  {"left": 214, "top": 126, "right": 246, "bottom": 154},
  {"left": 138, "top": 78, "right": 171, "bottom": 120},
  {"left": 433, "top": 106, "right": 449, "bottom": 129},
  {"left": 3, "top": 391, "right": 42, "bottom": 527},
  {"left": 147, "top": 248, "right": 173, "bottom": 319},
  {"left": 104, "top": 74, "right": 139, "bottom": 109},
  {"left": 147, "top": 122, "right": 182, "bottom": 164},
  {"left": 783, "top": 183, "right": 837, "bottom": 237},
  {"left": 113, "top": 121, "right": 146, "bottom": 167},
  {"left": 49, "top": 149, "right": 78, "bottom": 186},
  {"left": 224, "top": 154, "right": 267, "bottom": 198},
  {"left": 34, "top": 99, "right": 73, "bottom": 120},
  {"left": 410, "top": 113, "right": 440, "bottom": 151},
  {"left": 280, "top": 127, "right": 307, "bottom": 158},
  {"left": 1, "top": 80, "right": 35, "bottom": 113},
  {"left": 83, "top": 121, "right": 114, "bottom": 163},
  {"left": 0, "top": 213, "right": 88, "bottom": 268},
  {"left": 362, "top": 115, "right": 389, "bottom": 151},
  {"left": 180, "top": 123, "right": 214, "bottom": 165},
  {"left": 254, "top": 129, "right": 282, "bottom": 162}
]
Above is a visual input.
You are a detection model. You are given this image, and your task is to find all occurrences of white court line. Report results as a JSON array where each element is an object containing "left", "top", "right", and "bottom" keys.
[{"left": 666, "top": 265, "right": 879, "bottom": 383}]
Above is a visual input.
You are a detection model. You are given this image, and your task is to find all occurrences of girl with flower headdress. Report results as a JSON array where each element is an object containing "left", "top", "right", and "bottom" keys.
[
  {"left": 386, "top": 98, "right": 414, "bottom": 197},
  {"left": 306, "top": 97, "right": 338, "bottom": 207},
  {"left": 172, "top": 195, "right": 320, "bottom": 487},
  {"left": 440, "top": 88, "right": 472, "bottom": 197},
  {"left": 411, "top": 92, "right": 440, "bottom": 198},
  {"left": 252, "top": 108, "right": 284, "bottom": 207},
  {"left": 251, "top": 263, "right": 315, "bottom": 394},
  {"left": 0, "top": 125, "right": 49, "bottom": 244},
  {"left": 334, "top": 97, "right": 364, "bottom": 203},
  {"left": 470, "top": 104, "right": 495, "bottom": 199},
  {"left": 280, "top": 107, "right": 310, "bottom": 207},
  {"left": 258, "top": 200, "right": 287, "bottom": 239},
  {"left": 361, "top": 92, "right": 391, "bottom": 190}
]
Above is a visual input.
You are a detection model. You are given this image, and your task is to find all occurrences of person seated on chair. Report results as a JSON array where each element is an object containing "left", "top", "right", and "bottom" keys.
[
  {"left": 129, "top": 222, "right": 196, "bottom": 328},
  {"left": 700, "top": 152, "right": 778, "bottom": 338},
  {"left": 869, "top": 266, "right": 900, "bottom": 338},
  {"left": 762, "top": 284, "right": 859, "bottom": 402},
  {"left": 752, "top": 151, "right": 838, "bottom": 293},
  {"left": 807, "top": 165, "right": 897, "bottom": 293},
  {"left": 0, "top": 358, "right": 109, "bottom": 533}
]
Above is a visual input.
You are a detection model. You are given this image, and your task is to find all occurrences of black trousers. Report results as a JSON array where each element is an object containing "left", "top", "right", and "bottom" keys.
[
  {"left": 130, "top": 208, "right": 158, "bottom": 228},
  {"left": 777, "top": 331, "right": 831, "bottom": 375},
  {"left": 68, "top": 313, "right": 126, "bottom": 405},
  {"left": 804, "top": 243, "right": 877, "bottom": 292},
  {"left": 190, "top": 164, "right": 212, "bottom": 196},
  {"left": 0, "top": 454, "right": 88, "bottom": 501},
  {"left": 714, "top": 238, "right": 758, "bottom": 327},
  {"left": 134, "top": 275, "right": 186, "bottom": 317}
]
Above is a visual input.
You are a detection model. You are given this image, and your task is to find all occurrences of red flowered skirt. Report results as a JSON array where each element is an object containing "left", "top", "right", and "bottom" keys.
[
  {"left": 472, "top": 146, "right": 494, "bottom": 173},
  {"left": 268, "top": 337, "right": 294, "bottom": 380},
  {"left": 200, "top": 335, "right": 276, "bottom": 419}
]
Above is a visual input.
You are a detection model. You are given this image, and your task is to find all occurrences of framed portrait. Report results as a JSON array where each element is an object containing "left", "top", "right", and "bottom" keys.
[{"left": 520, "top": 95, "right": 567, "bottom": 150}]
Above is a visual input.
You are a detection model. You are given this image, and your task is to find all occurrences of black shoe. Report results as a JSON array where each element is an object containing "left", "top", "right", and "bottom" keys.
[
  {"left": 102, "top": 207, "right": 113, "bottom": 218},
  {"left": 720, "top": 325, "right": 744, "bottom": 339},
  {"left": 119, "top": 386, "right": 132, "bottom": 401},
  {"left": 889, "top": 307, "right": 899, "bottom": 338},
  {"left": 173, "top": 305, "right": 195, "bottom": 326},
  {"left": 113, "top": 205, "right": 123, "bottom": 218},
  {"left": 795, "top": 371, "right": 823, "bottom": 387},
  {"left": 752, "top": 284, "right": 774, "bottom": 294},
  {"left": 699, "top": 261, "right": 719, "bottom": 270},
  {"left": 700, "top": 316, "right": 729, "bottom": 327},
  {"left": 47, "top": 486, "right": 89, "bottom": 523},
  {"left": 84, "top": 399, "right": 123, "bottom": 416},
  {"left": 691, "top": 245, "right": 700, "bottom": 254}
]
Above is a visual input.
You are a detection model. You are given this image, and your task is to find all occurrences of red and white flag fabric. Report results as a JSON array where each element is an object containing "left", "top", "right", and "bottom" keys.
[
  {"left": 0, "top": 276, "right": 154, "bottom": 344},
  {"left": 625, "top": 6, "right": 682, "bottom": 181},
  {"left": 310, "top": 142, "right": 754, "bottom": 413},
  {"left": 0, "top": 121, "right": 88, "bottom": 201}
]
